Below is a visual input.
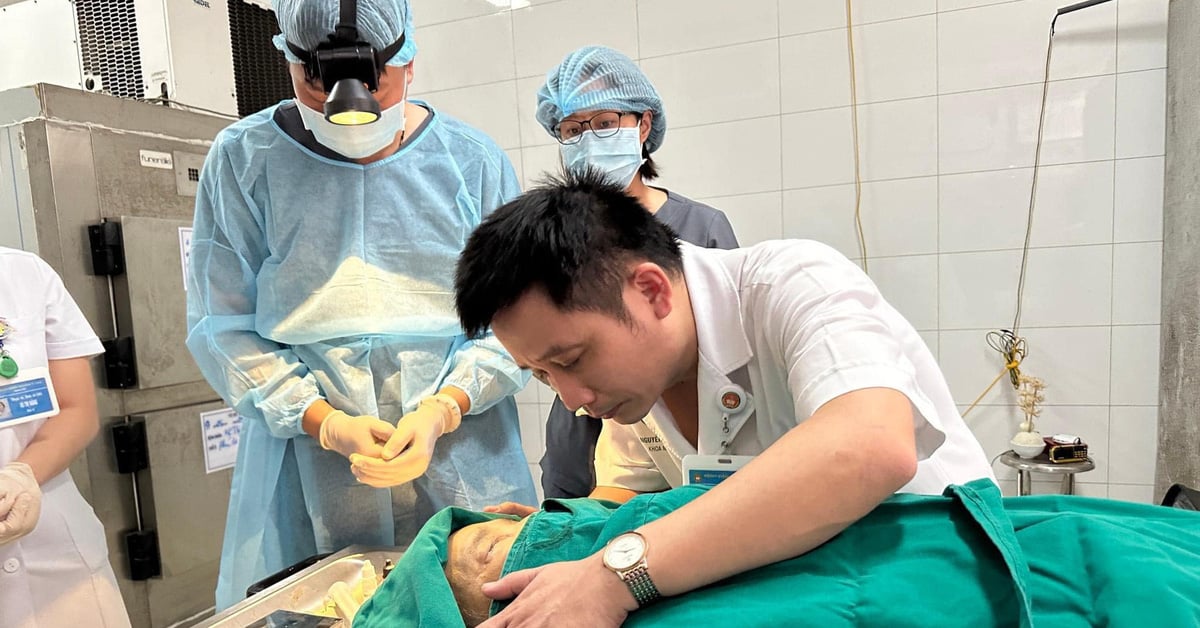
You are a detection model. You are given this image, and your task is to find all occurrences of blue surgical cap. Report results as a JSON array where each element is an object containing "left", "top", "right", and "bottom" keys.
[
  {"left": 536, "top": 46, "right": 667, "bottom": 153},
  {"left": 271, "top": 0, "right": 417, "bottom": 67}
]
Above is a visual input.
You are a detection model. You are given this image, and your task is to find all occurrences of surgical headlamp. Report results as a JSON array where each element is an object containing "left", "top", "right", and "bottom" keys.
[{"left": 285, "top": 0, "right": 406, "bottom": 126}]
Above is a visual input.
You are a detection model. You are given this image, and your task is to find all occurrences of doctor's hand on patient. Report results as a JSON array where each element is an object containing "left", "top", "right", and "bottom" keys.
[
  {"left": 0, "top": 462, "right": 42, "bottom": 546},
  {"left": 478, "top": 554, "right": 633, "bottom": 628},
  {"left": 350, "top": 394, "right": 463, "bottom": 488}
]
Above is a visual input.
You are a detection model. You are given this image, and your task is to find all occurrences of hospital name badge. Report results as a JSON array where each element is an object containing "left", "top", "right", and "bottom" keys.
[{"left": 0, "top": 367, "right": 61, "bottom": 429}]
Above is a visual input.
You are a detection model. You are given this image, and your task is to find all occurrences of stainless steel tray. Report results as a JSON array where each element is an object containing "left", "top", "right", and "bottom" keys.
[{"left": 196, "top": 545, "right": 403, "bottom": 628}]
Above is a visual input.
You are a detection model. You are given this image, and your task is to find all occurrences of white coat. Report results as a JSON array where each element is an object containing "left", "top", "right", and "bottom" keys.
[
  {"left": 0, "top": 248, "right": 130, "bottom": 628},
  {"left": 595, "top": 240, "right": 997, "bottom": 494}
]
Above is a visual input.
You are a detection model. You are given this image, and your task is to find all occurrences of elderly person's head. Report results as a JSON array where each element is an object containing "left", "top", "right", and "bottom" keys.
[
  {"left": 443, "top": 517, "right": 527, "bottom": 626},
  {"left": 353, "top": 507, "right": 528, "bottom": 627},
  {"left": 536, "top": 46, "right": 667, "bottom": 188}
]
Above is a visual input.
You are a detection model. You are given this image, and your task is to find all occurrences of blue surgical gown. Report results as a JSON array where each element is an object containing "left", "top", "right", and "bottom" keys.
[{"left": 185, "top": 101, "right": 536, "bottom": 610}]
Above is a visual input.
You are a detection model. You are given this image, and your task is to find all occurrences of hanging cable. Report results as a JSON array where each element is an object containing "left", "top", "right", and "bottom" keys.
[
  {"left": 963, "top": 31, "right": 1050, "bottom": 417},
  {"left": 963, "top": 330, "right": 1028, "bottom": 417},
  {"left": 963, "top": 0, "right": 1116, "bottom": 418},
  {"left": 1011, "top": 22, "right": 1056, "bottom": 337},
  {"left": 845, "top": 0, "right": 868, "bottom": 272}
]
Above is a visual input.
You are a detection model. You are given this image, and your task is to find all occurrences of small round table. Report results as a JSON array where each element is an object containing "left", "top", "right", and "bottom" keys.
[{"left": 998, "top": 450, "right": 1095, "bottom": 496}]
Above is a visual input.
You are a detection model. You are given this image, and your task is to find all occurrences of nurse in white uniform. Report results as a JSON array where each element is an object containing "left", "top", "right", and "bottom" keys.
[{"left": 0, "top": 247, "right": 131, "bottom": 628}]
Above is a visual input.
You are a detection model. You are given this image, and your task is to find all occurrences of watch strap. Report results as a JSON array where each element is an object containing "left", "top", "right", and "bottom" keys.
[{"left": 619, "top": 562, "right": 662, "bottom": 607}]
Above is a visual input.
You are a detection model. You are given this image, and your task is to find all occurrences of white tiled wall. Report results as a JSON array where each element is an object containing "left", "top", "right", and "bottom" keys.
[{"left": 408, "top": 0, "right": 1168, "bottom": 503}]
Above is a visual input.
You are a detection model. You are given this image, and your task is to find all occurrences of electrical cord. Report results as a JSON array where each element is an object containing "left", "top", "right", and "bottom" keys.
[
  {"left": 988, "top": 329, "right": 1028, "bottom": 388},
  {"left": 963, "top": 0, "right": 1117, "bottom": 420},
  {"left": 1011, "top": 21, "right": 1056, "bottom": 338},
  {"left": 963, "top": 330, "right": 1028, "bottom": 417},
  {"left": 964, "top": 12, "right": 1059, "bottom": 418},
  {"left": 845, "top": 0, "right": 868, "bottom": 273}
]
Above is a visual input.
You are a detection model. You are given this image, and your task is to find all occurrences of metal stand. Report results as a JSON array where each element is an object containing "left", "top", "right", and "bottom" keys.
[{"left": 1000, "top": 450, "right": 1095, "bottom": 496}]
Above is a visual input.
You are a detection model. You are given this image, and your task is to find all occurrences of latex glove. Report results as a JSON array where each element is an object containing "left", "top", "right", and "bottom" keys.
[
  {"left": 0, "top": 462, "right": 41, "bottom": 546},
  {"left": 318, "top": 410, "right": 396, "bottom": 460},
  {"left": 350, "top": 395, "right": 461, "bottom": 488},
  {"left": 327, "top": 581, "right": 362, "bottom": 622},
  {"left": 359, "top": 561, "right": 379, "bottom": 598}
]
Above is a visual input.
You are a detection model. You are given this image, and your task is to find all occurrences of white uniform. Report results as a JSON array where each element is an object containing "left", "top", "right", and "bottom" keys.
[
  {"left": 0, "top": 248, "right": 130, "bottom": 628},
  {"left": 595, "top": 240, "right": 996, "bottom": 494}
]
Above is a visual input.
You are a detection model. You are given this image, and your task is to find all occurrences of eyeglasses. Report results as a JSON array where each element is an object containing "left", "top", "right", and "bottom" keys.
[{"left": 554, "top": 111, "right": 638, "bottom": 145}]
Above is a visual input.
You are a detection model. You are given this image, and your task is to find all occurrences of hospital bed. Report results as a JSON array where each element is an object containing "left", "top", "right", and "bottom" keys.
[
  {"left": 195, "top": 546, "right": 402, "bottom": 627},
  {"left": 195, "top": 481, "right": 1200, "bottom": 627}
]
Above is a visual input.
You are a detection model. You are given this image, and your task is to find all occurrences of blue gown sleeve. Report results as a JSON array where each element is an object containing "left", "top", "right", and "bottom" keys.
[
  {"left": 185, "top": 136, "right": 324, "bottom": 438},
  {"left": 439, "top": 150, "right": 530, "bottom": 413}
]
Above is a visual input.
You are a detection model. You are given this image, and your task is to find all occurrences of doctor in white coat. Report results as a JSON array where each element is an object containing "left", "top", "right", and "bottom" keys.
[
  {"left": 0, "top": 248, "right": 130, "bottom": 628},
  {"left": 453, "top": 170, "right": 996, "bottom": 627}
]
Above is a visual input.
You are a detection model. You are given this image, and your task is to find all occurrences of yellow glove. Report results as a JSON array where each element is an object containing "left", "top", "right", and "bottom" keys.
[
  {"left": 327, "top": 581, "right": 362, "bottom": 622},
  {"left": 350, "top": 395, "right": 461, "bottom": 488},
  {"left": 0, "top": 462, "right": 41, "bottom": 546},
  {"left": 318, "top": 410, "right": 396, "bottom": 460}
]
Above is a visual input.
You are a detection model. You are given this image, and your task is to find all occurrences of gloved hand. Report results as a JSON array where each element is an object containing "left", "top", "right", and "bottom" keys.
[
  {"left": 350, "top": 394, "right": 462, "bottom": 488},
  {"left": 0, "top": 462, "right": 41, "bottom": 546},
  {"left": 318, "top": 410, "right": 396, "bottom": 460}
]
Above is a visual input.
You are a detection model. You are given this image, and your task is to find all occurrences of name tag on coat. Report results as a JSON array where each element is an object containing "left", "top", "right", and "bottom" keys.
[{"left": 0, "top": 367, "right": 60, "bottom": 429}]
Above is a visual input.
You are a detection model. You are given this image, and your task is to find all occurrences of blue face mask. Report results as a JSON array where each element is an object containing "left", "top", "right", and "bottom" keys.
[{"left": 560, "top": 127, "right": 646, "bottom": 188}]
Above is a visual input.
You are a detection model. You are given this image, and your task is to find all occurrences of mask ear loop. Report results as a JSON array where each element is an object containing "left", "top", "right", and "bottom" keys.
[{"left": 394, "top": 65, "right": 411, "bottom": 144}]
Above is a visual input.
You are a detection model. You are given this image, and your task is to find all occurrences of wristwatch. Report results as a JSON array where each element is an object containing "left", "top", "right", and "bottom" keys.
[{"left": 602, "top": 531, "right": 662, "bottom": 607}]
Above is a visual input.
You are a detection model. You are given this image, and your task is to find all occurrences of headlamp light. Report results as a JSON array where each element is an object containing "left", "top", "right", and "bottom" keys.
[{"left": 284, "top": 0, "right": 405, "bottom": 126}]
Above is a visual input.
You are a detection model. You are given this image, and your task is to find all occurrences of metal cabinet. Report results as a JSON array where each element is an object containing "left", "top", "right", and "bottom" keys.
[{"left": 1, "top": 84, "right": 234, "bottom": 627}]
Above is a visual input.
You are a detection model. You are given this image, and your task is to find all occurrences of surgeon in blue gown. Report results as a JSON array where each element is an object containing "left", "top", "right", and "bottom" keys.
[{"left": 184, "top": 0, "right": 536, "bottom": 610}]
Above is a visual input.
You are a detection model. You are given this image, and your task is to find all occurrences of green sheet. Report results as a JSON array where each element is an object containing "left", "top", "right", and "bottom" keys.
[{"left": 355, "top": 480, "right": 1200, "bottom": 627}]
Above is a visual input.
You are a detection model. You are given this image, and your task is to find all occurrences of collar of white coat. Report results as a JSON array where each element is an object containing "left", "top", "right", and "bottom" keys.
[
  {"left": 680, "top": 243, "right": 752, "bottom": 373},
  {"left": 679, "top": 243, "right": 756, "bottom": 453}
]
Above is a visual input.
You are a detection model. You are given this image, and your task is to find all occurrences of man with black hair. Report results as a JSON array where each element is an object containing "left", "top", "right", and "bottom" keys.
[
  {"left": 454, "top": 169, "right": 994, "bottom": 626},
  {"left": 530, "top": 45, "right": 740, "bottom": 500}
]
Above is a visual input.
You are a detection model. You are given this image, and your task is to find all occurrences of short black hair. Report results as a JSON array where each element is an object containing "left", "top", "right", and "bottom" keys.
[{"left": 455, "top": 167, "right": 683, "bottom": 339}]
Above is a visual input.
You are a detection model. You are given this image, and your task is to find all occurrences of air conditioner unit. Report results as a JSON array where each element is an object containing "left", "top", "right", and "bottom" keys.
[{"left": 0, "top": 0, "right": 291, "bottom": 118}]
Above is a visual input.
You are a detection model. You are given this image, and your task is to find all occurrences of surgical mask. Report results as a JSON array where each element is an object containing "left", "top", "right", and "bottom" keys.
[
  {"left": 296, "top": 99, "right": 407, "bottom": 159},
  {"left": 560, "top": 127, "right": 645, "bottom": 188}
]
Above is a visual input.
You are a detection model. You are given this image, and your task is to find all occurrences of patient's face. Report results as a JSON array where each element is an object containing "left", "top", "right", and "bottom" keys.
[{"left": 444, "top": 517, "right": 527, "bottom": 626}]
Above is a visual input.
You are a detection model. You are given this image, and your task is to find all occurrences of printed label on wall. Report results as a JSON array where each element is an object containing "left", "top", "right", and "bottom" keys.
[
  {"left": 179, "top": 227, "right": 193, "bottom": 292},
  {"left": 139, "top": 149, "right": 174, "bottom": 170},
  {"left": 201, "top": 408, "right": 242, "bottom": 473}
]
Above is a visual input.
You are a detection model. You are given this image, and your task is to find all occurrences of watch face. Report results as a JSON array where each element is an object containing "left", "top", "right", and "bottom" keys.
[{"left": 605, "top": 533, "right": 645, "bottom": 571}]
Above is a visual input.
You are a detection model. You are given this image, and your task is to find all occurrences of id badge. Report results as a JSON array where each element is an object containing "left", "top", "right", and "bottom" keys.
[
  {"left": 0, "top": 367, "right": 61, "bottom": 429},
  {"left": 682, "top": 454, "right": 755, "bottom": 486}
]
